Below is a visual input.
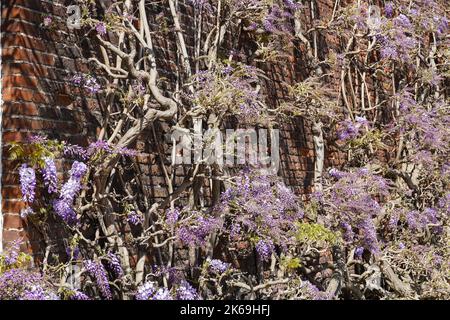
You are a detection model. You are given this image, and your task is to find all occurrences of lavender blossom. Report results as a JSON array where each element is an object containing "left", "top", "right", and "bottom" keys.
[
  {"left": 166, "top": 208, "right": 180, "bottom": 225},
  {"left": 127, "top": 211, "right": 144, "bottom": 226},
  {"left": 53, "top": 199, "right": 77, "bottom": 225},
  {"left": 354, "top": 247, "right": 364, "bottom": 259},
  {"left": 153, "top": 288, "right": 173, "bottom": 300},
  {"left": 69, "top": 161, "right": 88, "bottom": 180},
  {"left": 384, "top": 2, "right": 394, "bottom": 18},
  {"left": 255, "top": 239, "right": 274, "bottom": 261},
  {"left": 84, "top": 77, "right": 101, "bottom": 94},
  {"left": 19, "top": 164, "right": 36, "bottom": 203},
  {"left": 83, "top": 260, "right": 112, "bottom": 300},
  {"left": 20, "top": 207, "right": 34, "bottom": 218},
  {"left": 208, "top": 259, "right": 230, "bottom": 274},
  {"left": 95, "top": 22, "right": 107, "bottom": 36},
  {"left": 176, "top": 281, "right": 201, "bottom": 300},
  {"left": 60, "top": 178, "right": 81, "bottom": 203},
  {"left": 135, "top": 281, "right": 156, "bottom": 300},
  {"left": 0, "top": 269, "right": 56, "bottom": 300},
  {"left": 42, "top": 157, "right": 58, "bottom": 193},
  {"left": 69, "top": 290, "right": 90, "bottom": 300},
  {"left": 43, "top": 16, "right": 52, "bottom": 27},
  {"left": 107, "top": 252, "right": 124, "bottom": 278}
]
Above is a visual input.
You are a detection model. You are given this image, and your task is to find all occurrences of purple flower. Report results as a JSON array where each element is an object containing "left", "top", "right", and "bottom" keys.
[
  {"left": 437, "top": 16, "right": 449, "bottom": 34},
  {"left": 341, "top": 222, "right": 354, "bottom": 241},
  {"left": 107, "top": 252, "right": 124, "bottom": 278},
  {"left": 136, "top": 281, "right": 156, "bottom": 300},
  {"left": 66, "top": 246, "right": 80, "bottom": 260},
  {"left": 394, "top": 14, "right": 413, "bottom": 29},
  {"left": 398, "top": 242, "right": 405, "bottom": 250},
  {"left": 53, "top": 199, "right": 77, "bottom": 225},
  {"left": 255, "top": 239, "right": 274, "bottom": 261},
  {"left": 354, "top": 247, "right": 364, "bottom": 259},
  {"left": 84, "top": 77, "right": 101, "bottom": 94},
  {"left": 152, "top": 288, "right": 173, "bottom": 300},
  {"left": 19, "top": 164, "right": 36, "bottom": 203},
  {"left": 83, "top": 260, "right": 112, "bottom": 300},
  {"left": 60, "top": 178, "right": 81, "bottom": 203},
  {"left": 69, "top": 290, "right": 90, "bottom": 300},
  {"left": 380, "top": 44, "right": 399, "bottom": 60},
  {"left": 127, "top": 211, "right": 144, "bottom": 226},
  {"left": 69, "top": 161, "right": 88, "bottom": 180},
  {"left": 208, "top": 259, "right": 230, "bottom": 274},
  {"left": 178, "top": 214, "right": 221, "bottom": 245},
  {"left": 0, "top": 269, "right": 56, "bottom": 300},
  {"left": 384, "top": 2, "right": 394, "bottom": 18},
  {"left": 88, "top": 140, "right": 112, "bottom": 154},
  {"left": 166, "top": 208, "right": 180, "bottom": 225},
  {"left": 302, "top": 281, "right": 332, "bottom": 300},
  {"left": 43, "top": 16, "right": 52, "bottom": 27},
  {"left": 358, "top": 218, "right": 380, "bottom": 254},
  {"left": 71, "top": 74, "right": 83, "bottom": 85},
  {"left": 329, "top": 168, "right": 345, "bottom": 179},
  {"left": 42, "top": 157, "right": 58, "bottom": 194},
  {"left": 337, "top": 119, "right": 359, "bottom": 141},
  {"left": 22, "top": 286, "right": 59, "bottom": 300},
  {"left": 176, "top": 281, "right": 201, "bottom": 300},
  {"left": 64, "top": 143, "right": 89, "bottom": 160},
  {"left": 20, "top": 207, "right": 34, "bottom": 219},
  {"left": 284, "top": 0, "right": 302, "bottom": 11},
  {"left": 3, "top": 241, "right": 20, "bottom": 266},
  {"left": 95, "top": 22, "right": 107, "bottom": 36},
  {"left": 355, "top": 116, "right": 368, "bottom": 126}
]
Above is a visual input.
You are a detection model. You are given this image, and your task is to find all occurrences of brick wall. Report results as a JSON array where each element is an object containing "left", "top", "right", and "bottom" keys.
[{"left": 1, "top": 0, "right": 343, "bottom": 252}]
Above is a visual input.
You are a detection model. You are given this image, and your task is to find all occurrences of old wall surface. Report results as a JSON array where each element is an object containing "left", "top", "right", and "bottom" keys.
[{"left": 1, "top": 0, "right": 344, "bottom": 251}]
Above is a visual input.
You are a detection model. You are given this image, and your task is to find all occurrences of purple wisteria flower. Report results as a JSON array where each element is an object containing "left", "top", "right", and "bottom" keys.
[
  {"left": 42, "top": 157, "right": 58, "bottom": 194},
  {"left": 69, "top": 290, "right": 90, "bottom": 300},
  {"left": 22, "top": 285, "right": 59, "bottom": 300},
  {"left": 354, "top": 247, "right": 364, "bottom": 259},
  {"left": 135, "top": 281, "right": 156, "bottom": 300},
  {"left": 302, "top": 281, "right": 332, "bottom": 300},
  {"left": 255, "top": 239, "right": 274, "bottom": 261},
  {"left": 176, "top": 281, "right": 201, "bottom": 300},
  {"left": 384, "top": 2, "right": 394, "bottom": 18},
  {"left": 127, "top": 211, "right": 144, "bottom": 226},
  {"left": 60, "top": 178, "right": 81, "bottom": 203},
  {"left": 107, "top": 252, "right": 124, "bottom": 279},
  {"left": 69, "top": 161, "right": 88, "bottom": 180},
  {"left": 70, "top": 74, "right": 83, "bottom": 85},
  {"left": 20, "top": 207, "right": 35, "bottom": 219},
  {"left": 166, "top": 208, "right": 180, "bottom": 225},
  {"left": 283, "top": 0, "right": 302, "bottom": 11},
  {"left": 83, "top": 260, "right": 112, "bottom": 300},
  {"left": 208, "top": 259, "right": 230, "bottom": 274},
  {"left": 3, "top": 241, "right": 20, "bottom": 266},
  {"left": 43, "top": 16, "right": 52, "bottom": 27},
  {"left": 19, "top": 164, "right": 36, "bottom": 203},
  {"left": 329, "top": 168, "right": 345, "bottom": 179},
  {"left": 95, "top": 22, "right": 107, "bottom": 36},
  {"left": 84, "top": 77, "right": 101, "bottom": 94},
  {"left": 66, "top": 246, "right": 80, "bottom": 260},
  {"left": 394, "top": 14, "right": 413, "bottom": 29},
  {"left": 337, "top": 120, "right": 359, "bottom": 141},
  {"left": 53, "top": 160, "right": 87, "bottom": 224},
  {"left": 152, "top": 288, "right": 173, "bottom": 300},
  {"left": 0, "top": 269, "right": 56, "bottom": 300},
  {"left": 53, "top": 199, "right": 77, "bottom": 225},
  {"left": 64, "top": 143, "right": 89, "bottom": 160},
  {"left": 178, "top": 215, "right": 221, "bottom": 245}
]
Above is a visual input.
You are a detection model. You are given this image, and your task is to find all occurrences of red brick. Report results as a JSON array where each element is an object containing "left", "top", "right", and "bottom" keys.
[{"left": 3, "top": 214, "right": 24, "bottom": 229}]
